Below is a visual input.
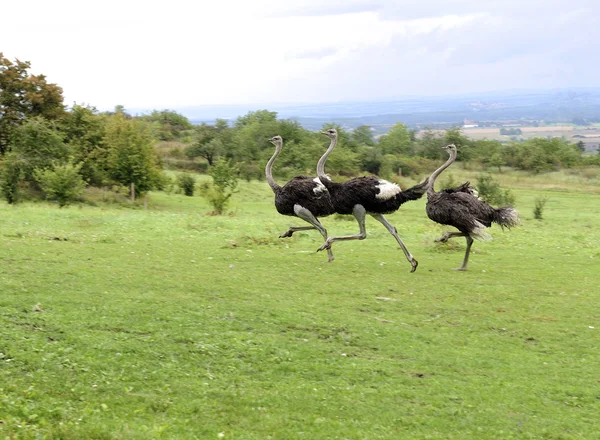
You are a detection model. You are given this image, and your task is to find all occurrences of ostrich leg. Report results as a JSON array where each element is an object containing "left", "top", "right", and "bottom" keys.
[
  {"left": 279, "top": 225, "right": 317, "bottom": 238},
  {"left": 317, "top": 205, "right": 367, "bottom": 252},
  {"left": 293, "top": 204, "right": 334, "bottom": 262},
  {"left": 371, "top": 214, "right": 418, "bottom": 273},
  {"left": 436, "top": 231, "right": 468, "bottom": 243},
  {"left": 456, "top": 236, "right": 474, "bottom": 271}
]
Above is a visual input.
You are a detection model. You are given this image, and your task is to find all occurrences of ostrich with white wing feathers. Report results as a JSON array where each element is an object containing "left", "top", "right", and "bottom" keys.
[
  {"left": 316, "top": 128, "right": 428, "bottom": 273},
  {"left": 266, "top": 135, "right": 337, "bottom": 262}
]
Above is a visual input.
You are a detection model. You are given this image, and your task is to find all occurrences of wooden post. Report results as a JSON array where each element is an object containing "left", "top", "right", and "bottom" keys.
[{"left": 130, "top": 182, "right": 135, "bottom": 202}]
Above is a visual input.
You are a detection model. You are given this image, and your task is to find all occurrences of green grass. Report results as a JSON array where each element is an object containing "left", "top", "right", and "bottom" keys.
[{"left": 1, "top": 176, "right": 599, "bottom": 439}]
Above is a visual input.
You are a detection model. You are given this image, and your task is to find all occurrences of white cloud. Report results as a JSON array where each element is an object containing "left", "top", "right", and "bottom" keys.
[{"left": 1, "top": 0, "right": 598, "bottom": 111}]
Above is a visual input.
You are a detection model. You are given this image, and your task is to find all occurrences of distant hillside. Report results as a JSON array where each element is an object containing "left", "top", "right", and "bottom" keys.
[{"left": 140, "top": 87, "right": 600, "bottom": 130}]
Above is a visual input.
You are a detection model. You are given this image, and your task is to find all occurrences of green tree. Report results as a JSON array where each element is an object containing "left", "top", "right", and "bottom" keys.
[
  {"left": 104, "top": 113, "right": 162, "bottom": 200},
  {"left": 9, "top": 116, "right": 71, "bottom": 180},
  {"left": 186, "top": 123, "right": 219, "bottom": 164},
  {"left": 360, "top": 146, "right": 384, "bottom": 174},
  {"left": 0, "top": 153, "right": 22, "bottom": 203},
  {"left": 59, "top": 104, "right": 108, "bottom": 185},
  {"left": 34, "top": 162, "right": 86, "bottom": 207},
  {"left": 140, "top": 109, "right": 193, "bottom": 141},
  {"left": 444, "top": 128, "right": 473, "bottom": 161},
  {"left": 378, "top": 123, "right": 412, "bottom": 155},
  {"left": 0, "top": 53, "right": 65, "bottom": 155},
  {"left": 414, "top": 129, "right": 445, "bottom": 160},
  {"left": 351, "top": 125, "right": 375, "bottom": 147}
]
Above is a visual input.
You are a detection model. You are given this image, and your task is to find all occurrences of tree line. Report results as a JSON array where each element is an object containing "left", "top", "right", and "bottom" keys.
[{"left": 1, "top": 53, "right": 598, "bottom": 207}]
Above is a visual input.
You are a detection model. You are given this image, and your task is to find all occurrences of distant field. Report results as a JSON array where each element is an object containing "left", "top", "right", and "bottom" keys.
[
  {"left": 456, "top": 125, "right": 600, "bottom": 152},
  {"left": 1, "top": 172, "right": 600, "bottom": 439}
]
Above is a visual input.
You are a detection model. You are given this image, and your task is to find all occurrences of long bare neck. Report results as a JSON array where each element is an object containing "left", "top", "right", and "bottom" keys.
[
  {"left": 316, "top": 136, "right": 337, "bottom": 181},
  {"left": 265, "top": 145, "right": 282, "bottom": 193},
  {"left": 427, "top": 149, "right": 457, "bottom": 196}
]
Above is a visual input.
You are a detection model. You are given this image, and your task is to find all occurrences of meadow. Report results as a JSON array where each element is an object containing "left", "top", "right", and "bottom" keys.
[{"left": 1, "top": 169, "right": 599, "bottom": 439}]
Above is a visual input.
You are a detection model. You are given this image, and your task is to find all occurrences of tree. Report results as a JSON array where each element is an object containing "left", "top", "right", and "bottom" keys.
[
  {"left": 9, "top": 116, "right": 71, "bottom": 180},
  {"left": 414, "top": 129, "right": 445, "bottom": 160},
  {"left": 378, "top": 123, "right": 412, "bottom": 155},
  {"left": 0, "top": 53, "right": 65, "bottom": 155},
  {"left": 139, "top": 109, "right": 193, "bottom": 140},
  {"left": 59, "top": 104, "right": 108, "bottom": 185},
  {"left": 351, "top": 125, "right": 375, "bottom": 147},
  {"left": 104, "top": 113, "right": 162, "bottom": 200},
  {"left": 0, "top": 153, "right": 22, "bottom": 203},
  {"left": 185, "top": 123, "right": 218, "bottom": 164}
]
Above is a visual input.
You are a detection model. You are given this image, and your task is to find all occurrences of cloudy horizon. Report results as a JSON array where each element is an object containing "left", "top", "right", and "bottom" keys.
[{"left": 2, "top": 0, "right": 598, "bottom": 111}]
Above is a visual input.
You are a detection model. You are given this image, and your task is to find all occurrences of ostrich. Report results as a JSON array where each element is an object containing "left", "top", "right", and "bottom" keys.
[
  {"left": 266, "top": 135, "right": 337, "bottom": 262},
  {"left": 425, "top": 144, "right": 520, "bottom": 270},
  {"left": 316, "top": 128, "right": 428, "bottom": 273}
]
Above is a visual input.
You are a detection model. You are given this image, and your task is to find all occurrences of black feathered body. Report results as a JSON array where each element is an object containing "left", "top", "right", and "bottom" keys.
[
  {"left": 321, "top": 176, "right": 428, "bottom": 215},
  {"left": 441, "top": 181, "right": 477, "bottom": 197},
  {"left": 274, "top": 176, "right": 336, "bottom": 217},
  {"left": 426, "top": 191, "right": 519, "bottom": 238}
]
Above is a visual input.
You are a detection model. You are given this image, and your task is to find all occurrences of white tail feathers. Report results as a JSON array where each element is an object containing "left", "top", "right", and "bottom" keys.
[
  {"left": 471, "top": 221, "right": 492, "bottom": 241},
  {"left": 495, "top": 207, "right": 521, "bottom": 228}
]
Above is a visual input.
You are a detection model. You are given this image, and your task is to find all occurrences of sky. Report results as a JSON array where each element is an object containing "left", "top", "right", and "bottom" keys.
[{"left": 2, "top": 0, "right": 599, "bottom": 112}]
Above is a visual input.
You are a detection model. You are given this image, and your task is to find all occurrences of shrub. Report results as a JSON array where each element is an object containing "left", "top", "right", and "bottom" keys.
[
  {"left": 34, "top": 163, "right": 86, "bottom": 207},
  {"left": 177, "top": 173, "right": 196, "bottom": 196},
  {"left": 476, "top": 174, "right": 515, "bottom": 206},
  {"left": 533, "top": 197, "right": 548, "bottom": 220},
  {"left": 200, "top": 158, "right": 239, "bottom": 214},
  {"left": 239, "top": 162, "right": 263, "bottom": 182},
  {"left": 0, "top": 154, "right": 22, "bottom": 204}
]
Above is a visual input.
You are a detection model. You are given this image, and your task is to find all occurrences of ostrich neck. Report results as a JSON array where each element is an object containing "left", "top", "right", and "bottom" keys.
[
  {"left": 427, "top": 149, "right": 457, "bottom": 196},
  {"left": 265, "top": 146, "right": 282, "bottom": 193},
  {"left": 316, "top": 136, "right": 337, "bottom": 182}
]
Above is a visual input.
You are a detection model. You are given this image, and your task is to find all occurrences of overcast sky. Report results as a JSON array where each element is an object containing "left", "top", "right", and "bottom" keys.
[{"left": 2, "top": 0, "right": 598, "bottom": 111}]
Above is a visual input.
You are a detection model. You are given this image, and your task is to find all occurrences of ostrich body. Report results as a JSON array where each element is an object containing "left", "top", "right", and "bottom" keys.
[
  {"left": 425, "top": 144, "right": 520, "bottom": 270},
  {"left": 316, "top": 128, "right": 428, "bottom": 272},
  {"left": 266, "top": 136, "right": 337, "bottom": 262}
]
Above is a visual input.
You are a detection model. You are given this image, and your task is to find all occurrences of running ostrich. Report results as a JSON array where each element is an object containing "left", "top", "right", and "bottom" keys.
[
  {"left": 266, "top": 135, "right": 337, "bottom": 262},
  {"left": 425, "top": 144, "right": 520, "bottom": 270},
  {"left": 316, "top": 128, "right": 428, "bottom": 273}
]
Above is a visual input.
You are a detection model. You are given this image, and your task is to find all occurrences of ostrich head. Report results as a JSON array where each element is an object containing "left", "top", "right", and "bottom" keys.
[
  {"left": 268, "top": 135, "right": 283, "bottom": 148},
  {"left": 441, "top": 144, "right": 457, "bottom": 152},
  {"left": 321, "top": 128, "right": 337, "bottom": 139}
]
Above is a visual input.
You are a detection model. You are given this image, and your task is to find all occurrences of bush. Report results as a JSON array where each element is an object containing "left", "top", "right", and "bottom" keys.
[
  {"left": 476, "top": 174, "right": 515, "bottom": 206},
  {"left": 0, "top": 154, "right": 22, "bottom": 204},
  {"left": 200, "top": 158, "right": 239, "bottom": 214},
  {"left": 533, "top": 197, "right": 548, "bottom": 220},
  {"left": 239, "top": 162, "right": 263, "bottom": 182},
  {"left": 34, "top": 163, "right": 86, "bottom": 207},
  {"left": 177, "top": 173, "right": 196, "bottom": 196}
]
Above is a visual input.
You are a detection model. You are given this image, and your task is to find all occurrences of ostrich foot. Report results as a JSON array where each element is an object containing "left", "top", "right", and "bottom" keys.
[
  {"left": 317, "top": 240, "right": 332, "bottom": 252},
  {"left": 453, "top": 267, "right": 468, "bottom": 271},
  {"left": 410, "top": 259, "right": 418, "bottom": 273},
  {"left": 279, "top": 230, "right": 293, "bottom": 238},
  {"left": 435, "top": 233, "right": 450, "bottom": 243}
]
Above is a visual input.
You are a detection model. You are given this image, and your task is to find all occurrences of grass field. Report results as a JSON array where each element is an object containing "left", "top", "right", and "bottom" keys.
[{"left": 1, "top": 172, "right": 599, "bottom": 439}]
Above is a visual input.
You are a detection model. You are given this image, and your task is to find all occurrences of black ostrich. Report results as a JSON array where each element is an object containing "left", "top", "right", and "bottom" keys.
[
  {"left": 316, "top": 128, "right": 428, "bottom": 272},
  {"left": 425, "top": 144, "right": 520, "bottom": 270},
  {"left": 266, "top": 135, "right": 337, "bottom": 262}
]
